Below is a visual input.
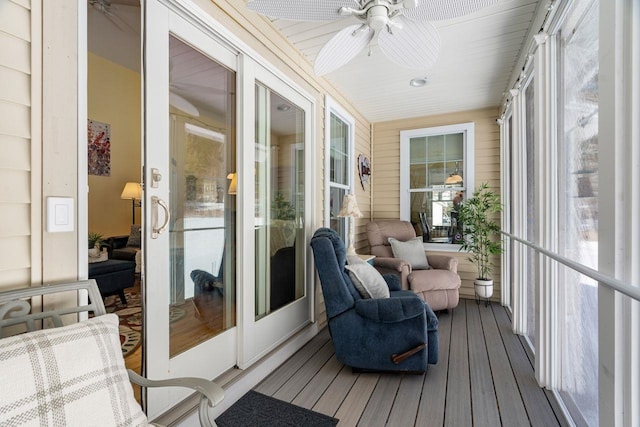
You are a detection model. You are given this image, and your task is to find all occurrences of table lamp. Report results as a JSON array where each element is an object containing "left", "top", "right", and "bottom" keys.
[
  {"left": 121, "top": 182, "right": 142, "bottom": 224},
  {"left": 337, "top": 194, "right": 363, "bottom": 256}
]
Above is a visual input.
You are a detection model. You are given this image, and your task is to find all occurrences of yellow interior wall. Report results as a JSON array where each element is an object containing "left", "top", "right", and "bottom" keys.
[
  {"left": 87, "top": 52, "right": 141, "bottom": 239},
  {"left": 371, "top": 107, "right": 501, "bottom": 300}
]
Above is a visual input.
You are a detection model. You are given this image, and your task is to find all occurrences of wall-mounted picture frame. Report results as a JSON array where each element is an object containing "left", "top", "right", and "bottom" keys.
[
  {"left": 358, "top": 154, "right": 370, "bottom": 189},
  {"left": 87, "top": 119, "right": 111, "bottom": 176}
]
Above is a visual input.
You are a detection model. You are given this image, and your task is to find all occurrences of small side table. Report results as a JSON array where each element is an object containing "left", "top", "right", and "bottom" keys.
[{"left": 357, "top": 254, "right": 375, "bottom": 265}]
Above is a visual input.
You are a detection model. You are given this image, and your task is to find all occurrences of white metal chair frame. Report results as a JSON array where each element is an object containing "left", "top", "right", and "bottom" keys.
[{"left": 0, "top": 279, "right": 223, "bottom": 427}]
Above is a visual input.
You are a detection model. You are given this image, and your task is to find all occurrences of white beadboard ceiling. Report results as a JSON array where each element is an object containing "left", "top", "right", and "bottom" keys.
[
  {"left": 92, "top": 0, "right": 543, "bottom": 124},
  {"left": 268, "top": 0, "right": 542, "bottom": 122}
]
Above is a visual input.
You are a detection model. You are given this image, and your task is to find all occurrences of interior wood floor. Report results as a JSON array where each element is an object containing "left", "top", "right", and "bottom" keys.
[
  {"left": 123, "top": 279, "right": 230, "bottom": 403},
  {"left": 254, "top": 299, "right": 568, "bottom": 427}
]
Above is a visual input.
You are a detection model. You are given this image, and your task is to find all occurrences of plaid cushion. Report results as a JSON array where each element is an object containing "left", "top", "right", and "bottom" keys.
[{"left": 0, "top": 314, "right": 148, "bottom": 427}]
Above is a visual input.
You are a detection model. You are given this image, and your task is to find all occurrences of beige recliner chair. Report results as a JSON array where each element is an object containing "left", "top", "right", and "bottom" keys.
[{"left": 366, "top": 220, "right": 461, "bottom": 311}]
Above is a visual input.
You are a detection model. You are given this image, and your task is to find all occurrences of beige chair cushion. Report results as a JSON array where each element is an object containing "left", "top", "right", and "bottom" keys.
[
  {"left": 366, "top": 220, "right": 461, "bottom": 310},
  {"left": 408, "top": 269, "right": 461, "bottom": 292}
]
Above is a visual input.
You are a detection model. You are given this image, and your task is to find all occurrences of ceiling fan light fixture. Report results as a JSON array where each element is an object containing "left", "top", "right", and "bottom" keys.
[
  {"left": 367, "top": 5, "right": 389, "bottom": 30},
  {"left": 410, "top": 77, "right": 428, "bottom": 87},
  {"left": 277, "top": 104, "right": 291, "bottom": 112}
]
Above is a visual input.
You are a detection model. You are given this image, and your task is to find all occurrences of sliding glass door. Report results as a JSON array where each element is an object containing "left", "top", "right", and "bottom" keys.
[
  {"left": 143, "top": 2, "right": 314, "bottom": 416},
  {"left": 239, "top": 64, "right": 313, "bottom": 368},
  {"left": 143, "top": 0, "right": 239, "bottom": 417}
]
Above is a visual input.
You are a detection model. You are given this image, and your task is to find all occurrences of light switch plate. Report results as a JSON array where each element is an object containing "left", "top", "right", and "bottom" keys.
[{"left": 47, "top": 197, "right": 74, "bottom": 232}]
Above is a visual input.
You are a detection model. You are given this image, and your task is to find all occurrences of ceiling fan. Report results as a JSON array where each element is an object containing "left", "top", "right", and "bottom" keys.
[
  {"left": 247, "top": 0, "right": 498, "bottom": 76},
  {"left": 88, "top": 0, "right": 139, "bottom": 34}
]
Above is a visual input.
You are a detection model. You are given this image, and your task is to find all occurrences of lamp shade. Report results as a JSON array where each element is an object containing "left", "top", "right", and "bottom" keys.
[
  {"left": 337, "top": 194, "right": 363, "bottom": 218},
  {"left": 445, "top": 174, "right": 463, "bottom": 185},
  {"left": 121, "top": 182, "right": 142, "bottom": 200},
  {"left": 227, "top": 173, "right": 237, "bottom": 195}
]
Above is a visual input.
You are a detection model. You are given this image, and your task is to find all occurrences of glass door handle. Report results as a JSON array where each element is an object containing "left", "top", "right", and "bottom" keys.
[{"left": 151, "top": 196, "right": 170, "bottom": 239}]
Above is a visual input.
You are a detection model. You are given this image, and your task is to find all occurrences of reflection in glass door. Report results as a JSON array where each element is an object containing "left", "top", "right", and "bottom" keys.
[
  {"left": 255, "top": 83, "right": 305, "bottom": 319},
  {"left": 328, "top": 113, "right": 350, "bottom": 241},
  {"left": 167, "top": 35, "right": 236, "bottom": 356},
  {"left": 144, "top": 0, "right": 240, "bottom": 415}
]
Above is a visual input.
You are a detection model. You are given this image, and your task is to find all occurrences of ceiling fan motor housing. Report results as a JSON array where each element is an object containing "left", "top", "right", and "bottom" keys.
[{"left": 367, "top": 4, "right": 389, "bottom": 30}]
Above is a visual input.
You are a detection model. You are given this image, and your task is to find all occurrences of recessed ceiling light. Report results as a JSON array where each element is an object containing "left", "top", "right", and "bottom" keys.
[
  {"left": 410, "top": 77, "right": 428, "bottom": 87},
  {"left": 277, "top": 104, "right": 291, "bottom": 112}
]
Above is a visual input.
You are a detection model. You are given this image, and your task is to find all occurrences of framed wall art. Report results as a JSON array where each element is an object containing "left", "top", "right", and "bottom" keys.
[
  {"left": 358, "top": 154, "right": 370, "bottom": 189},
  {"left": 88, "top": 119, "right": 111, "bottom": 176}
]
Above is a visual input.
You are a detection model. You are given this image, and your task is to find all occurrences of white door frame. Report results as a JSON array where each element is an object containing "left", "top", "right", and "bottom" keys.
[{"left": 143, "top": 0, "right": 239, "bottom": 417}]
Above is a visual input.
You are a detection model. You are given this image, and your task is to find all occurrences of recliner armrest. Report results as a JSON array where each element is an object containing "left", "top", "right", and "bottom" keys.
[
  {"left": 355, "top": 297, "right": 425, "bottom": 323},
  {"left": 426, "top": 254, "right": 458, "bottom": 273},
  {"left": 373, "top": 257, "right": 411, "bottom": 273}
]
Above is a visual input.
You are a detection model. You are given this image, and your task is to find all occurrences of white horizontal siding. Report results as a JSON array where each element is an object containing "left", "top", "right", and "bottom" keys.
[
  {"left": 0, "top": 236, "right": 30, "bottom": 271},
  {"left": 0, "top": 100, "right": 30, "bottom": 138},
  {"left": 0, "top": 32, "right": 30, "bottom": 73},
  {"left": 0, "top": 267, "right": 30, "bottom": 290},
  {"left": 0, "top": 203, "right": 29, "bottom": 237},
  {"left": 0, "top": 0, "right": 33, "bottom": 288},
  {"left": 0, "top": 65, "right": 30, "bottom": 105},
  {"left": 9, "top": 0, "right": 31, "bottom": 9},
  {"left": 0, "top": 135, "right": 30, "bottom": 170},
  {"left": 0, "top": 169, "right": 30, "bottom": 203},
  {"left": 0, "top": 0, "right": 31, "bottom": 43}
]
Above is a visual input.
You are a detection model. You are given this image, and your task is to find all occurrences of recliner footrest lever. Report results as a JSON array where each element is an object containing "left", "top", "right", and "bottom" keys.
[{"left": 391, "top": 343, "right": 426, "bottom": 364}]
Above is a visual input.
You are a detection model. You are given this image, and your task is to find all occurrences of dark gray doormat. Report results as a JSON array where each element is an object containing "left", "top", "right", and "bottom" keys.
[{"left": 215, "top": 390, "right": 339, "bottom": 427}]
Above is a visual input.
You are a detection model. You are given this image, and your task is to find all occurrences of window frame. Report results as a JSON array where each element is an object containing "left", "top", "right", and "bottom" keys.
[
  {"left": 400, "top": 122, "right": 475, "bottom": 252},
  {"left": 324, "top": 96, "right": 355, "bottom": 243}
]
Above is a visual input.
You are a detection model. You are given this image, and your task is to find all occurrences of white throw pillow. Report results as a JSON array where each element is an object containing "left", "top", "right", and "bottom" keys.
[
  {"left": 345, "top": 256, "right": 390, "bottom": 299},
  {"left": 388, "top": 237, "right": 431, "bottom": 270},
  {"left": 0, "top": 314, "right": 149, "bottom": 427}
]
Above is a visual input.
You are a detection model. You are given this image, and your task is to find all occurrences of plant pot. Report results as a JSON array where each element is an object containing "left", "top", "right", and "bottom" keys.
[
  {"left": 88, "top": 247, "right": 100, "bottom": 257},
  {"left": 474, "top": 278, "right": 493, "bottom": 299}
]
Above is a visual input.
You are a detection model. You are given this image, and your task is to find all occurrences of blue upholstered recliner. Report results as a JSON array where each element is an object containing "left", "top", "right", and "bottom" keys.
[{"left": 310, "top": 228, "right": 438, "bottom": 372}]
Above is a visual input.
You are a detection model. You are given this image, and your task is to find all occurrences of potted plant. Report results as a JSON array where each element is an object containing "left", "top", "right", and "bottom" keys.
[
  {"left": 457, "top": 182, "right": 503, "bottom": 303},
  {"left": 88, "top": 232, "right": 104, "bottom": 256}
]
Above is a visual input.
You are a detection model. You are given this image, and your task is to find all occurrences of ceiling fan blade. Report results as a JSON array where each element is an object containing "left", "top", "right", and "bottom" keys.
[
  {"left": 378, "top": 17, "right": 440, "bottom": 69},
  {"left": 314, "top": 24, "right": 374, "bottom": 76},
  {"left": 247, "top": 0, "right": 359, "bottom": 21},
  {"left": 169, "top": 92, "right": 200, "bottom": 117},
  {"left": 170, "top": 82, "right": 227, "bottom": 96},
  {"left": 403, "top": 0, "right": 499, "bottom": 21}
]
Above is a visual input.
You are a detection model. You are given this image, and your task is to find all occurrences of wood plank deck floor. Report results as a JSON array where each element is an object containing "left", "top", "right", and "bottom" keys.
[{"left": 254, "top": 299, "right": 567, "bottom": 427}]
